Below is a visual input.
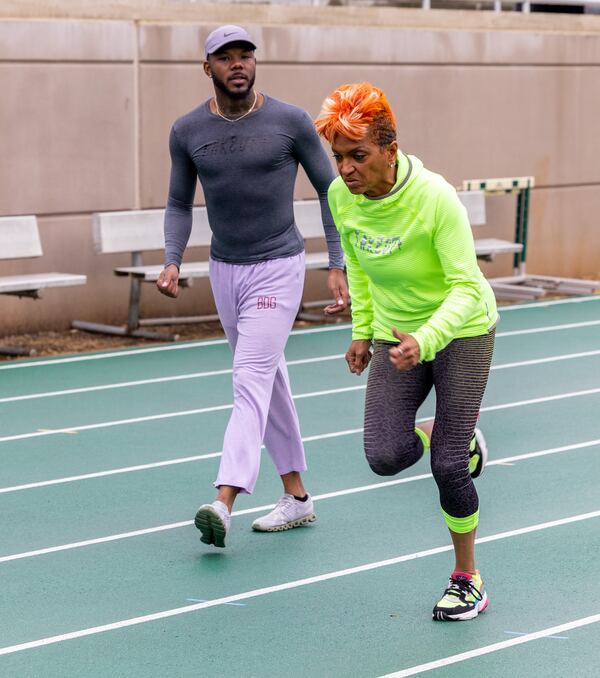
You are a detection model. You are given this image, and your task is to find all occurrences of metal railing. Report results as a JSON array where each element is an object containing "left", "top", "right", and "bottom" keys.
[
  {"left": 176, "top": 0, "right": 600, "bottom": 11},
  {"left": 420, "top": 0, "right": 600, "bottom": 11}
]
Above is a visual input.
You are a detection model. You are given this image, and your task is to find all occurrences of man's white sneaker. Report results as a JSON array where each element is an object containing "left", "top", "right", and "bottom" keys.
[
  {"left": 195, "top": 500, "right": 230, "bottom": 548},
  {"left": 251, "top": 494, "right": 317, "bottom": 532}
]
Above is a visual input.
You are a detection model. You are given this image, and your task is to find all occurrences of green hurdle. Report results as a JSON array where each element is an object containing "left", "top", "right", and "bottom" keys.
[{"left": 462, "top": 176, "right": 600, "bottom": 298}]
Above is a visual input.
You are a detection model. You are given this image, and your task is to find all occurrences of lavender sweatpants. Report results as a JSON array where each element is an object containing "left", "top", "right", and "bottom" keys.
[{"left": 209, "top": 252, "right": 307, "bottom": 494}]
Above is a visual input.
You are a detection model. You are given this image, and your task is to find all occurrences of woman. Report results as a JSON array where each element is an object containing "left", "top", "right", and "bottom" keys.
[{"left": 315, "top": 83, "right": 498, "bottom": 621}]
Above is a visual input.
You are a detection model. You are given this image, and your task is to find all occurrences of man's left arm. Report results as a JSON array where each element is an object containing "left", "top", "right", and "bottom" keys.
[{"left": 294, "top": 111, "right": 348, "bottom": 313}]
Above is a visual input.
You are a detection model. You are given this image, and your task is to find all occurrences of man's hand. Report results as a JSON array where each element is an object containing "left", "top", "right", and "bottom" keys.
[
  {"left": 324, "top": 268, "right": 349, "bottom": 315},
  {"left": 156, "top": 264, "right": 180, "bottom": 298},
  {"left": 345, "top": 339, "right": 372, "bottom": 375},
  {"left": 389, "top": 328, "right": 420, "bottom": 371}
]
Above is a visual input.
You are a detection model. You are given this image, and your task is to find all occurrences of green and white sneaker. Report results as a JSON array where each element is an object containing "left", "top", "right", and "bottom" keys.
[
  {"left": 432, "top": 570, "right": 488, "bottom": 621},
  {"left": 251, "top": 494, "right": 316, "bottom": 532},
  {"left": 194, "top": 500, "right": 230, "bottom": 548},
  {"left": 468, "top": 428, "right": 488, "bottom": 479}
]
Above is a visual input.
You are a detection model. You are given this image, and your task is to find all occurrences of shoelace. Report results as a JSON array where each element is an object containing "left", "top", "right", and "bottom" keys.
[
  {"left": 444, "top": 576, "right": 483, "bottom": 601},
  {"left": 274, "top": 495, "right": 297, "bottom": 520}
]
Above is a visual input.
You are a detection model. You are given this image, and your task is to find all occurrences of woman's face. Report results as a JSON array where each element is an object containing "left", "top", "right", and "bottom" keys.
[{"left": 331, "top": 133, "right": 398, "bottom": 197}]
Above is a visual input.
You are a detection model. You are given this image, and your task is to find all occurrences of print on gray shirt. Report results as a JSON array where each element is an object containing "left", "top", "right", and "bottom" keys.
[{"left": 164, "top": 95, "right": 344, "bottom": 269}]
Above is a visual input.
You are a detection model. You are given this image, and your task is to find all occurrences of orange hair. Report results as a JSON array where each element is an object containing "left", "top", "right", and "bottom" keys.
[{"left": 314, "top": 82, "right": 396, "bottom": 146}]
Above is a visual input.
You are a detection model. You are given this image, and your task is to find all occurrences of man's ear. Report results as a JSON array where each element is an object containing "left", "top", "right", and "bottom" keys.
[{"left": 203, "top": 61, "right": 212, "bottom": 78}]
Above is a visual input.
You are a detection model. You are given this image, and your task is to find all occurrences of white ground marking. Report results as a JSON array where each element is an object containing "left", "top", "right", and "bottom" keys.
[
  {"left": 379, "top": 614, "right": 600, "bottom": 677},
  {"left": 0, "top": 428, "right": 364, "bottom": 495},
  {"left": 0, "top": 324, "right": 349, "bottom": 371},
  {"left": 0, "top": 385, "right": 367, "bottom": 444},
  {"left": 0, "top": 438, "right": 597, "bottom": 563},
  {"left": 1, "top": 294, "right": 598, "bottom": 371},
  {"left": 496, "top": 295, "right": 600, "bottom": 312},
  {"left": 496, "top": 319, "right": 600, "bottom": 337},
  {"left": 489, "top": 349, "right": 600, "bottom": 371},
  {"left": 2, "top": 383, "right": 599, "bottom": 445},
  {"left": 3, "top": 342, "right": 600, "bottom": 404},
  {"left": 0, "top": 354, "right": 346, "bottom": 403},
  {"left": 0, "top": 510, "right": 597, "bottom": 657}
]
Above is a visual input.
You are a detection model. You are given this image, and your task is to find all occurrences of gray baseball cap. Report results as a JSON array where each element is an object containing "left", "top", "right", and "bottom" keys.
[{"left": 204, "top": 25, "right": 256, "bottom": 57}]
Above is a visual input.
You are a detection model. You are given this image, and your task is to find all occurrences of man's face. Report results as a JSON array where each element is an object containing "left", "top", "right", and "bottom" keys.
[{"left": 204, "top": 43, "right": 256, "bottom": 99}]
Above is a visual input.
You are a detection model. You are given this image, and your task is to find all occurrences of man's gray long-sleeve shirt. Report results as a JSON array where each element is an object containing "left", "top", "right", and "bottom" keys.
[{"left": 164, "top": 95, "right": 344, "bottom": 269}]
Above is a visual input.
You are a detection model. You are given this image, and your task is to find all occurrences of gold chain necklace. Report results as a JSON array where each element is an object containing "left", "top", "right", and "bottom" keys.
[{"left": 214, "top": 91, "right": 258, "bottom": 122}]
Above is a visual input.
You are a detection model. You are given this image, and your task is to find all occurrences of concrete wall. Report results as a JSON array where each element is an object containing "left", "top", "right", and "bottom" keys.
[{"left": 1, "top": 2, "right": 599, "bottom": 333}]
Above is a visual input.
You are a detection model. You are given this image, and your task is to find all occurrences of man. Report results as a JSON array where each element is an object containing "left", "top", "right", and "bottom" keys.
[{"left": 156, "top": 25, "right": 348, "bottom": 548}]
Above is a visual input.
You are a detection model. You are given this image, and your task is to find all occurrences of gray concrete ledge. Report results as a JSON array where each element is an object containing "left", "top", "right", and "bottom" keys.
[{"left": 2, "top": 0, "right": 600, "bottom": 34}]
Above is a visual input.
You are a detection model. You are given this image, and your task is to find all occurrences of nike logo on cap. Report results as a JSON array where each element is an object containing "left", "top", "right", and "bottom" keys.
[{"left": 223, "top": 31, "right": 237, "bottom": 36}]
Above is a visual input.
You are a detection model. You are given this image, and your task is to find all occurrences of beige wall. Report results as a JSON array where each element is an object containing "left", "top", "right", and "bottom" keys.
[{"left": 1, "top": 4, "right": 600, "bottom": 333}]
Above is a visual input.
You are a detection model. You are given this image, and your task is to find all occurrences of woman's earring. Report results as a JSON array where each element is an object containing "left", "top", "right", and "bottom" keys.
[{"left": 389, "top": 162, "right": 395, "bottom": 168}]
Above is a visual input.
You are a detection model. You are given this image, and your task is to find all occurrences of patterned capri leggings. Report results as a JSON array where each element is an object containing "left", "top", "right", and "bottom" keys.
[{"left": 364, "top": 329, "right": 495, "bottom": 530}]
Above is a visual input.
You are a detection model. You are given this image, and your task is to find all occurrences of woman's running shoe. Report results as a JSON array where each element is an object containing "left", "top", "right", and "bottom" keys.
[
  {"left": 468, "top": 428, "right": 488, "bottom": 479},
  {"left": 432, "top": 570, "right": 488, "bottom": 621}
]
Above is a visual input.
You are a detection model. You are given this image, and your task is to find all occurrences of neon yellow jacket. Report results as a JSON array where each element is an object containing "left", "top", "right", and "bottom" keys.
[{"left": 328, "top": 153, "right": 498, "bottom": 362}]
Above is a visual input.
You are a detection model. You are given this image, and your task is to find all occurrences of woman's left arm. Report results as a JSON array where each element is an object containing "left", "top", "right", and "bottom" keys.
[{"left": 411, "top": 188, "right": 483, "bottom": 362}]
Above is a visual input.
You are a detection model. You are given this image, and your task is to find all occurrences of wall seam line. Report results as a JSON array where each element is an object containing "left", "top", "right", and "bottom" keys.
[{"left": 133, "top": 19, "right": 141, "bottom": 211}]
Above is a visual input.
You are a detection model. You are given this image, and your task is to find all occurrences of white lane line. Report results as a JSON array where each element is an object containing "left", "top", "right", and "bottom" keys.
[
  {"left": 0, "top": 509, "right": 598, "bottom": 657},
  {"left": 498, "top": 295, "right": 600, "bottom": 311},
  {"left": 0, "top": 428, "right": 364, "bottom": 495},
  {"left": 490, "top": 349, "right": 600, "bottom": 371},
  {"left": 301, "top": 427, "right": 364, "bottom": 444},
  {"left": 497, "top": 319, "right": 600, "bottom": 337},
  {"left": 0, "top": 452, "right": 222, "bottom": 494},
  {"left": 2, "top": 382, "right": 599, "bottom": 446},
  {"left": 3, "top": 342, "right": 600, "bottom": 405},
  {"left": 0, "top": 369, "right": 236, "bottom": 403},
  {"left": 1, "top": 296, "right": 598, "bottom": 371},
  {"left": 380, "top": 614, "right": 600, "bottom": 677},
  {"left": 0, "top": 521, "right": 194, "bottom": 564},
  {"left": 0, "top": 385, "right": 367, "bottom": 444},
  {"left": 0, "top": 403, "right": 234, "bottom": 444},
  {"left": 0, "top": 324, "right": 351, "bottom": 371},
  {"left": 0, "top": 354, "right": 345, "bottom": 404},
  {"left": 0, "top": 390, "right": 596, "bottom": 498},
  {"left": 480, "top": 387, "right": 600, "bottom": 413},
  {"left": 1, "top": 438, "right": 597, "bottom": 563}
]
